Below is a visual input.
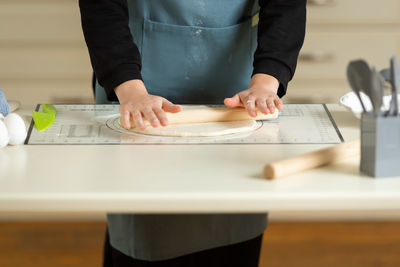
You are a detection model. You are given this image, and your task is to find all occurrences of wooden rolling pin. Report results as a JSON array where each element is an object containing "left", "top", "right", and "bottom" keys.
[
  {"left": 264, "top": 139, "right": 361, "bottom": 179},
  {"left": 130, "top": 107, "right": 278, "bottom": 127}
]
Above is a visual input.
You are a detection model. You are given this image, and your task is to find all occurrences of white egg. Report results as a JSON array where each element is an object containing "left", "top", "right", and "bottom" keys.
[
  {"left": 0, "top": 120, "right": 9, "bottom": 148},
  {"left": 4, "top": 113, "right": 27, "bottom": 145}
]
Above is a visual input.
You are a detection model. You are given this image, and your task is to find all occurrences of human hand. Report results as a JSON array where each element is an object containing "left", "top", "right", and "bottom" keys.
[
  {"left": 224, "top": 73, "right": 283, "bottom": 117},
  {"left": 115, "top": 80, "right": 181, "bottom": 130}
]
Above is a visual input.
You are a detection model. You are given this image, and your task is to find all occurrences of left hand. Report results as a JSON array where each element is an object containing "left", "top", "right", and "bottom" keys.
[{"left": 224, "top": 73, "right": 283, "bottom": 117}]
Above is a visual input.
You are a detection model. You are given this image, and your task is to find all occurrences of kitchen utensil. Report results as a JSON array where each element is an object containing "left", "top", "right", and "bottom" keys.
[
  {"left": 348, "top": 60, "right": 383, "bottom": 116},
  {"left": 264, "top": 139, "right": 360, "bottom": 179},
  {"left": 346, "top": 61, "right": 368, "bottom": 113},
  {"left": 369, "top": 67, "right": 384, "bottom": 116},
  {"left": 380, "top": 68, "right": 391, "bottom": 83},
  {"left": 389, "top": 56, "right": 399, "bottom": 116},
  {"left": 128, "top": 107, "right": 279, "bottom": 128},
  {"left": 361, "top": 113, "right": 400, "bottom": 177}
]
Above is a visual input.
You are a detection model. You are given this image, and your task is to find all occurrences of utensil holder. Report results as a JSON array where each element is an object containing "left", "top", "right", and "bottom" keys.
[{"left": 360, "top": 113, "right": 400, "bottom": 177}]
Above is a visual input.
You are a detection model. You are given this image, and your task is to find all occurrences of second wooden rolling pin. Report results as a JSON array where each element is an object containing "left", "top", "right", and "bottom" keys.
[
  {"left": 130, "top": 107, "right": 279, "bottom": 127},
  {"left": 264, "top": 139, "right": 361, "bottom": 179}
]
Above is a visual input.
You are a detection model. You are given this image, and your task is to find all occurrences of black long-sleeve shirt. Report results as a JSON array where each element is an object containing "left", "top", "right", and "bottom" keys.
[{"left": 79, "top": 0, "right": 306, "bottom": 101}]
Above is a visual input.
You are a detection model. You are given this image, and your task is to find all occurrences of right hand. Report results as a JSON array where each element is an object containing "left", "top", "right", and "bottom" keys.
[{"left": 115, "top": 80, "right": 181, "bottom": 130}]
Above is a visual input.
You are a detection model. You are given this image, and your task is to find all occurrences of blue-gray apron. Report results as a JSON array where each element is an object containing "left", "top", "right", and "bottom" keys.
[{"left": 96, "top": 0, "right": 267, "bottom": 261}]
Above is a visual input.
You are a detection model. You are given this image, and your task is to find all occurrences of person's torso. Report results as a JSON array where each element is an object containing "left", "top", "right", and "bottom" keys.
[{"left": 125, "top": 0, "right": 259, "bottom": 104}]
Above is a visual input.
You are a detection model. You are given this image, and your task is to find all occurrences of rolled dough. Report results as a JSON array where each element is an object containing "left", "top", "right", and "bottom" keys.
[{"left": 127, "top": 120, "right": 259, "bottom": 137}]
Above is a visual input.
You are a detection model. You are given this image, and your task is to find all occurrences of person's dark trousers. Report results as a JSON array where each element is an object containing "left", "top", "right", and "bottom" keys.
[{"left": 103, "top": 229, "right": 263, "bottom": 267}]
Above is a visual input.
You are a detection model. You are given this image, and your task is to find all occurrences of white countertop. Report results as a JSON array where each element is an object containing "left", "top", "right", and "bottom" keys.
[{"left": 1, "top": 105, "right": 400, "bottom": 215}]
